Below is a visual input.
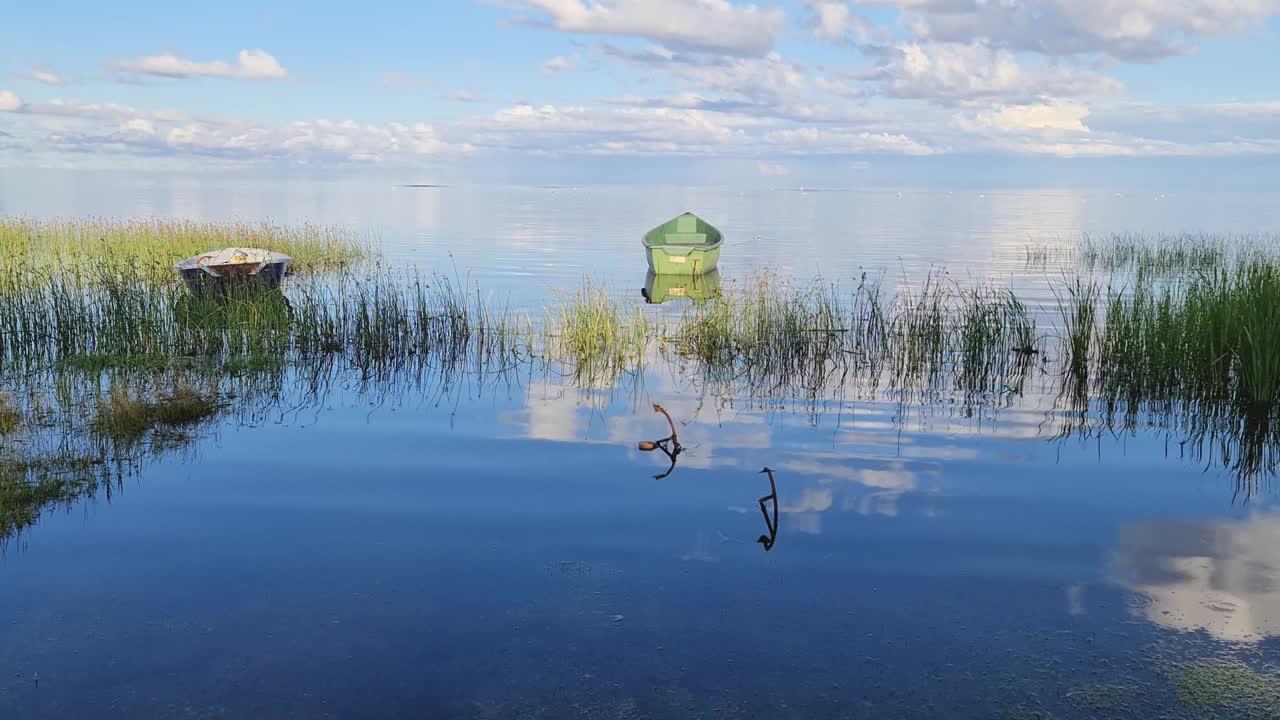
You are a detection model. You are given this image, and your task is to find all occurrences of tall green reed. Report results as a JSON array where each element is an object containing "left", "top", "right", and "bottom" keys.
[{"left": 0, "top": 217, "right": 370, "bottom": 283}]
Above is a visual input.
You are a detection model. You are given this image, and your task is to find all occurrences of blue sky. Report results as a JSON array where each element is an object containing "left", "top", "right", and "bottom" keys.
[{"left": 2, "top": 1, "right": 1278, "bottom": 184}]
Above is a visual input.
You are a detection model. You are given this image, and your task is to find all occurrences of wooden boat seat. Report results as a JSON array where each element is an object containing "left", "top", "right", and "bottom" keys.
[{"left": 663, "top": 232, "right": 707, "bottom": 245}]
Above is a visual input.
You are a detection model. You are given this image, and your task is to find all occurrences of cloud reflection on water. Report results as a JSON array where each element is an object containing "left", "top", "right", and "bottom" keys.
[{"left": 1110, "top": 512, "right": 1280, "bottom": 643}]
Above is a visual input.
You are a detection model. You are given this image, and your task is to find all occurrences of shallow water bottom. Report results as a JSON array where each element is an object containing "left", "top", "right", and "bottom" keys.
[{"left": 2, "top": 384, "right": 1278, "bottom": 719}]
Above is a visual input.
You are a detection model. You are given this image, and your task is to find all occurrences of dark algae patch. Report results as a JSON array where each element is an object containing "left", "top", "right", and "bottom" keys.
[
  {"left": 1170, "top": 661, "right": 1280, "bottom": 718},
  {"left": 1066, "top": 683, "right": 1143, "bottom": 715}
]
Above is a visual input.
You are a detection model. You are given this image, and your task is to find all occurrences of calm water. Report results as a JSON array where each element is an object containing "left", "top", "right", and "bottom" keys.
[{"left": 3, "top": 172, "right": 1280, "bottom": 718}]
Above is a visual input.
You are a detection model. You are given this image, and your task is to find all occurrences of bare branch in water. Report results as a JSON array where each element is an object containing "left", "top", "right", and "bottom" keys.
[{"left": 638, "top": 403, "right": 684, "bottom": 479}]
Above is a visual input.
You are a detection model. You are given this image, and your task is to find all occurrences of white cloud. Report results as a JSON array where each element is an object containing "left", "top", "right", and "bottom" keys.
[
  {"left": 541, "top": 52, "right": 581, "bottom": 75},
  {"left": 610, "top": 91, "right": 883, "bottom": 126},
  {"left": 813, "top": 74, "right": 866, "bottom": 99},
  {"left": 28, "top": 64, "right": 65, "bottom": 86},
  {"left": 105, "top": 49, "right": 289, "bottom": 81},
  {"left": 7, "top": 97, "right": 468, "bottom": 163},
  {"left": 508, "top": 0, "right": 785, "bottom": 55},
  {"left": 6, "top": 76, "right": 1279, "bottom": 164},
  {"left": 454, "top": 95, "right": 929, "bottom": 158},
  {"left": 467, "top": 102, "right": 756, "bottom": 154},
  {"left": 1190, "top": 100, "right": 1280, "bottom": 118},
  {"left": 465, "top": 101, "right": 928, "bottom": 157},
  {"left": 603, "top": 45, "right": 807, "bottom": 103},
  {"left": 810, "top": 0, "right": 852, "bottom": 39},
  {"left": 956, "top": 101, "right": 1092, "bottom": 133},
  {"left": 378, "top": 72, "right": 432, "bottom": 88},
  {"left": 986, "top": 100, "right": 1280, "bottom": 157},
  {"left": 599, "top": 44, "right": 875, "bottom": 125},
  {"left": 863, "top": 41, "right": 1125, "bottom": 104},
  {"left": 466, "top": 100, "right": 925, "bottom": 158},
  {"left": 806, "top": 0, "right": 871, "bottom": 41},
  {"left": 606, "top": 91, "right": 881, "bottom": 126},
  {"left": 600, "top": 43, "right": 885, "bottom": 126},
  {"left": 123, "top": 118, "right": 156, "bottom": 138},
  {"left": 19, "top": 97, "right": 145, "bottom": 120},
  {"left": 761, "top": 126, "right": 936, "bottom": 155},
  {"left": 1089, "top": 100, "right": 1280, "bottom": 143},
  {"left": 450, "top": 89, "right": 485, "bottom": 103},
  {"left": 1028, "top": 137, "right": 1280, "bottom": 158},
  {"left": 853, "top": 0, "right": 1279, "bottom": 60}
]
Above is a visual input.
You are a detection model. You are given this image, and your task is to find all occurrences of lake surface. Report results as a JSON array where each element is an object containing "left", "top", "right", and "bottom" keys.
[{"left": 3, "top": 172, "right": 1280, "bottom": 719}]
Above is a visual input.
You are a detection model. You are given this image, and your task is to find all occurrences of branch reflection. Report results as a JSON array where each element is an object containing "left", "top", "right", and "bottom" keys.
[
  {"left": 757, "top": 466, "right": 779, "bottom": 552},
  {"left": 638, "top": 403, "right": 684, "bottom": 480}
]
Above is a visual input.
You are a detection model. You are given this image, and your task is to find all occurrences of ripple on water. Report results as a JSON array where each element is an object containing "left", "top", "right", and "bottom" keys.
[{"left": 1127, "top": 591, "right": 1157, "bottom": 609}]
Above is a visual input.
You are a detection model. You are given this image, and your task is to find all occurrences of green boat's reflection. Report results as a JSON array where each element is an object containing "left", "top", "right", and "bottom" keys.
[{"left": 641, "top": 269, "right": 722, "bottom": 304}]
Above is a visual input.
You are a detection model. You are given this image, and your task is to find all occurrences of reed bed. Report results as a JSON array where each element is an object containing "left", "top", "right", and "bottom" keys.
[
  {"left": 1, "top": 252, "right": 1276, "bottom": 415},
  {"left": 0, "top": 217, "right": 369, "bottom": 283},
  {"left": 670, "top": 271, "right": 1041, "bottom": 402},
  {"left": 1026, "top": 232, "right": 1280, "bottom": 277},
  {"left": 5, "top": 257, "right": 1274, "bottom": 410},
  {"left": 1, "top": 220, "right": 1279, "bottom": 488},
  {"left": 550, "top": 280, "right": 649, "bottom": 383},
  {"left": 7, "top": 246, "right": 1280, "bottom": 538},
  {"left": 1080, "top": 232, "right": 1240, "bottom": 275},
  {"left": 1057, "top": 278, "right": 1100, "bottom": 401},
  {"left": 672, "top": 274, "right": 847, "bottom": 393},
  {"left": 1097, "top": 260, "right": 1280, "bottom": 409}
]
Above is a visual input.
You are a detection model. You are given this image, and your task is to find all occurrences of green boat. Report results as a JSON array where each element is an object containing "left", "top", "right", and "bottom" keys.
[
  {"left": 642, "top": 269, "right": 721, "bottom": 304},
  {"left": 643, "top": 212, "right": 723, "bottom": 276}
]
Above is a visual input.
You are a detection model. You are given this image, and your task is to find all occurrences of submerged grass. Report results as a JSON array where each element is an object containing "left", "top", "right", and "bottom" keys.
[
  {"left": 1169, "top": 660, "right": 1280, "bottom": 715},
  {"left": 0, "top": 394, "right": 19, "bottom": 436},
  {"left": 91, "top": 383, "right": 221, "bottom": 441},
  {"left": 1065, "top": 684, "right": 1141, "bottom": 714},
  {"left": 93, "top": 387, "right": 156, "bottom": 439},
  {"left": 1, "top": 460, "right": 94, "bottom": 545},
  {"left": 153, "top": 386, "right": 221, "bottom": 425},
  {"left": 0, "top": 366, "right": 299, "bottom": 545}
]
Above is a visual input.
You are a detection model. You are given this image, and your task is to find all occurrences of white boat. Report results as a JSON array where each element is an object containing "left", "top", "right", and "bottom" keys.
[{"left": 173, "top": 247, "right": 292, "bottom": 294}]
